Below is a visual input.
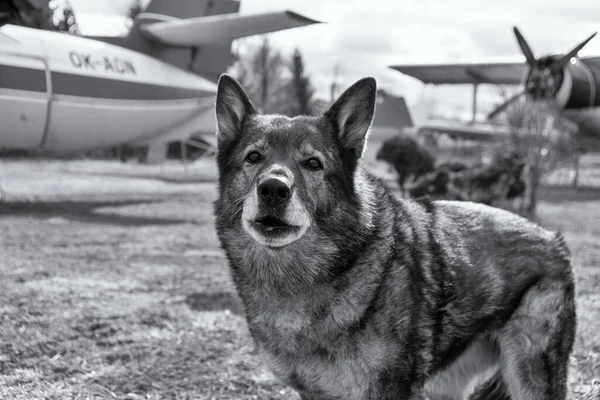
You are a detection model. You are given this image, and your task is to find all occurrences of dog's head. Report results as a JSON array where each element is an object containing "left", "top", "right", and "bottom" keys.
[{"left": 213, "top": 74, "right": 377, "bottom": 251}]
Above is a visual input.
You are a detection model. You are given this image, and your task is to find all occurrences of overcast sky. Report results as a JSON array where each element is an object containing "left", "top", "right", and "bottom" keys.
[{"left": 66, "top": 0, "right": 600, "bottom": 123}]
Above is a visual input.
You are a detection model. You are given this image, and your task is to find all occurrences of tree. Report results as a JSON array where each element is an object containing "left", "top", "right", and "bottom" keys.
[
  {"left": 504, "top": 100, "right": 579, "bottom": 215},
  {"left": 229, "top": 36, "right": 289, "bottom": 114},
  {"left": 228, "top": 38, "right": 320, "bottom": 116},
  {"left": 8, "top": 0, "right": 78, "bottom": 33},
  {"left": 495, "top": 85, "right": 521, "bottom": 104},
  {"left": 127, "top": 0, "right": 145, "bottom": 20},
  {"left": 253, "top": 37, "right": 286, "bottom": 111},
  {"left": 54, "top": 1, "right": 78, "bottom": 35},
  {"left": 330, "top": 62, "right": 342, "bottom": 103},
  {"left": 229, "top": 39, "right": 252, "bottom": 90},
  {"left": 289, "top": 48, "right": 315, "bottom": 115},
  {"left": 10, "top": 0, "right": 56, "bottom": 30},
  {"left": 123, "top": 0, "right": 145, "bottom": 29}
]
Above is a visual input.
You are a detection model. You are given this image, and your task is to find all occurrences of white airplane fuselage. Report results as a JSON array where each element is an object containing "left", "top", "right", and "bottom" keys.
[{"left": 0, "top": 24, "right": 218, "bottom": 151}]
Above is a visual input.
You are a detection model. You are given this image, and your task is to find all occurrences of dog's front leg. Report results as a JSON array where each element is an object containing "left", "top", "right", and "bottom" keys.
[
  {"left": 369, "top": 381, "right": 427, "bottom": 400},
  {"left": 299, "top": 392, "right": 424, "bottom": 400},
  {"left": 298, "top": 385, "right": 423, "bottom": 400}
]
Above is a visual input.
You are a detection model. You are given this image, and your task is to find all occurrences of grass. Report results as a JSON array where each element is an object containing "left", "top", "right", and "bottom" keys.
[{"left": 0, "top": 158, "right": 599, "bottom": 399}]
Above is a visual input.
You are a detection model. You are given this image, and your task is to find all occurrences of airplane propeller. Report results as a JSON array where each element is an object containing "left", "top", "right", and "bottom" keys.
[
  {"left": 513, "top": 27, "right": 537, "bottom": 68},
  {"left": 486, "top": 27, "right": 598, "bottom": 120},
  {"left": 486, "top": 89, "right": 525, "bottom": 120}
]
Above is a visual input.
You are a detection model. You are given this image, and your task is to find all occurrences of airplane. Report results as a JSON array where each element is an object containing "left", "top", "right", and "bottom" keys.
[
  {"left": 0, "top": 0, "right": 321, "bottom": 155},
  {"left": 389, "top": 27, "right": 600, "bottom": 151}
]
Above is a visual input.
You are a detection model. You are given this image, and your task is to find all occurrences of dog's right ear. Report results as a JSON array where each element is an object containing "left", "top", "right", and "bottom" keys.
[
  {"left": 324, "top": 77, "right": 377, "bottom": 160},
  {"left": 215, "top": 74, "right": 257, "bottom": 146}
]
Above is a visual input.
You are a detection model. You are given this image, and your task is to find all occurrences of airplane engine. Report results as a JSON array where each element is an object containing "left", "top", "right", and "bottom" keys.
[
  {"left": 523, "top": 55, "right": 600, "bottom": 110},
  {"left": 561, "top": 59, "right": 600, "bottom": 110},
  {"left": 549, "top": 63, "right": 572, "bottom": 109}
]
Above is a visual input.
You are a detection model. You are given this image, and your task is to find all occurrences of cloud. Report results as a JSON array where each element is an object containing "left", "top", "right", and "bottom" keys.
[
  {"left": 521, "top": 0, "right": 600, "bottom": 24},
  {"left": 468, "top": 23, "right": 600, "bottom": 60},
  {"left": 75, "top": 13, "right": 130, "bottom": 35}
]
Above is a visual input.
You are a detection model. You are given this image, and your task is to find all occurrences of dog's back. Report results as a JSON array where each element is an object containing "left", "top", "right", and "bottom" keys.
[{"left": 213, "top": 74, "right": 576, "bottom": 400}]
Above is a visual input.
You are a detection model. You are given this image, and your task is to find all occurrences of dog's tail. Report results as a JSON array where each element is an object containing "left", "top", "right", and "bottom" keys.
[{"left": 552, "top": 231, "right": 571, "bottom": 262}]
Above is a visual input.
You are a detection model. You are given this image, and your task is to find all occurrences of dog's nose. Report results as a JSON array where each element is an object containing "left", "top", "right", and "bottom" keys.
[{"left": 258, "top": 178, "right": 291, "bottom": 206}]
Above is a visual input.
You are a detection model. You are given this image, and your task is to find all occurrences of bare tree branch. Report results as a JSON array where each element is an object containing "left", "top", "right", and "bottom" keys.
[{"left": 505, "top": 100, "right": 579, "bottom": 214}]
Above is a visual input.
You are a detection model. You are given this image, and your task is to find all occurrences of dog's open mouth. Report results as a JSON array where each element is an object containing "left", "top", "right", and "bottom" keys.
[
  {"left": 242, "top": 208, "right": 309, "bottom": 248},
  {"left": 252, "top": 215, "right": 300, "bottom": 237},
  {"left": 255, "top": 215, "right": 288, "bottom": 229},
  {"left": 252, "top": 215, "right": 299, "bottom": 236},
  {"left": 244, "top": 214, "right": 306, "bottom": 248}
]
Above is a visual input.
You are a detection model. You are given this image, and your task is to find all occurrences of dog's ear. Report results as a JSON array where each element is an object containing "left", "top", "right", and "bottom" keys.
[
  {"left": 215, "top": 74, "right": 257, "bottom": 147},
  {"left": 324, "top": 77, "right": 377, "bottom": 159}
]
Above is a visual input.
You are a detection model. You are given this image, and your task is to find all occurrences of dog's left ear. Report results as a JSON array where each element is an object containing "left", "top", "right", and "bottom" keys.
[
  {"left": 215, "top": 74, "right": 257, "bottom": 147},
  {"left": 324, "top": 77, "right": 377, "bottom": 159}
]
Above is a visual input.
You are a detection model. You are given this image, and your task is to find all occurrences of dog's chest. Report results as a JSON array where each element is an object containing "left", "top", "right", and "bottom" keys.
[{"left": 247, "top": 299, "right": 393, "bottom": 398}]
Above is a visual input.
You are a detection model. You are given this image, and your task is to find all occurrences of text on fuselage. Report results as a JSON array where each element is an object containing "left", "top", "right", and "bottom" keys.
[{"left": 69, "top": 51, "right": 136, "bottom": 75}]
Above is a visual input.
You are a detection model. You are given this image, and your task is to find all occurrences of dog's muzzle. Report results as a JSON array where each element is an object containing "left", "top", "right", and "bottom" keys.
[
  {"left": 242, "top": 168, "right": 310, "bottom": 248},
  {"left": 258, "top": 178, "right": 291, "bottom": 207}
]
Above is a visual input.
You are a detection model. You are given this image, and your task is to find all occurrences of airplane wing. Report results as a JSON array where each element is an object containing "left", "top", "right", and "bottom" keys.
[
  {"left": 389, "top": 55, "right": 600, "bottom": 85},
  {"left": 417, "top": 120, "right": 511, "bottom": 142},
  {"left": 580, "top": 56, "right": 600, "bottom": 69},
  {"left": 140, "top": 10, "right": 321, "bottom": 47},
  {"left": 388, "top": 61, "right": 527, "bottom": 85}
]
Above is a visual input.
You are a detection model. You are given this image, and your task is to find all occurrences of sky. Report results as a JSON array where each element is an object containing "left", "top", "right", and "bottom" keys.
[{"left": 64, "top": 0, "right": 600, "bottom": 124}]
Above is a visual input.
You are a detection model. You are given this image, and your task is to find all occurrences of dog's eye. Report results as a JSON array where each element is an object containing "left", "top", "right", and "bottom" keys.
[
  {"left": 306, "top": 158, "right": 323, "bottom": 171},
  {"left": 246, "top": 151, "right": 262, "bottom": 164}
]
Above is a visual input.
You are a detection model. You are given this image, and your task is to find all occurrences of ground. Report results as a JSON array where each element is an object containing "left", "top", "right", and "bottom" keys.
[{"left": 0, "top": 157, "right": 599, "bottom": 400}]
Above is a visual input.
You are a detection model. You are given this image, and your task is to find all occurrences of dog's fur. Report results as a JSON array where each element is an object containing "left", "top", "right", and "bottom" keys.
[{"left": 213, "top": 74, "right": 577, "bottom": 400}]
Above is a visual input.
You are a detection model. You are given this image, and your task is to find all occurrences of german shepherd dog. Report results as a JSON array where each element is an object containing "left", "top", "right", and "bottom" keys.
[{"left": 213, "top": 74, "right": 576, "bottom": 400}]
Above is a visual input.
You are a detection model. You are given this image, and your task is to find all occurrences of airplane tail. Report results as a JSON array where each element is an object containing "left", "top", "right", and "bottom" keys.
[
  {"left": 128, "top": 0, "right": 239, "bottom": 83},
  {"left": 88, "top": 0, "right": 319, "bottom": 83}
]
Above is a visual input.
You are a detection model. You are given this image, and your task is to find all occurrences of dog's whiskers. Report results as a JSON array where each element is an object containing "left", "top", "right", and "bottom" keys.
[{"left": 219, "top": 196, "right": 246, "bottom": 224}]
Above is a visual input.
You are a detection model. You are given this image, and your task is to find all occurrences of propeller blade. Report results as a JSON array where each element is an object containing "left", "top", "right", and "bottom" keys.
[
  {"left": 551, "top": 32, "right": 598, "bottom": 71},
  {"left": 487, "top": 90, "right": 525, "bottom": 120},
  {"left": 513, "top": 27, "right": 537, "bottom": 67}
]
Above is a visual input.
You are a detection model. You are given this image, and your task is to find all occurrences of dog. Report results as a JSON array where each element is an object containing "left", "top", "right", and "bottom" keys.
[
  {"left": 213, "top": 74, "right": 576, "bottom": 400},
  {"left": 408, "top": 153, "right": 528, "bottom": 208}
]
